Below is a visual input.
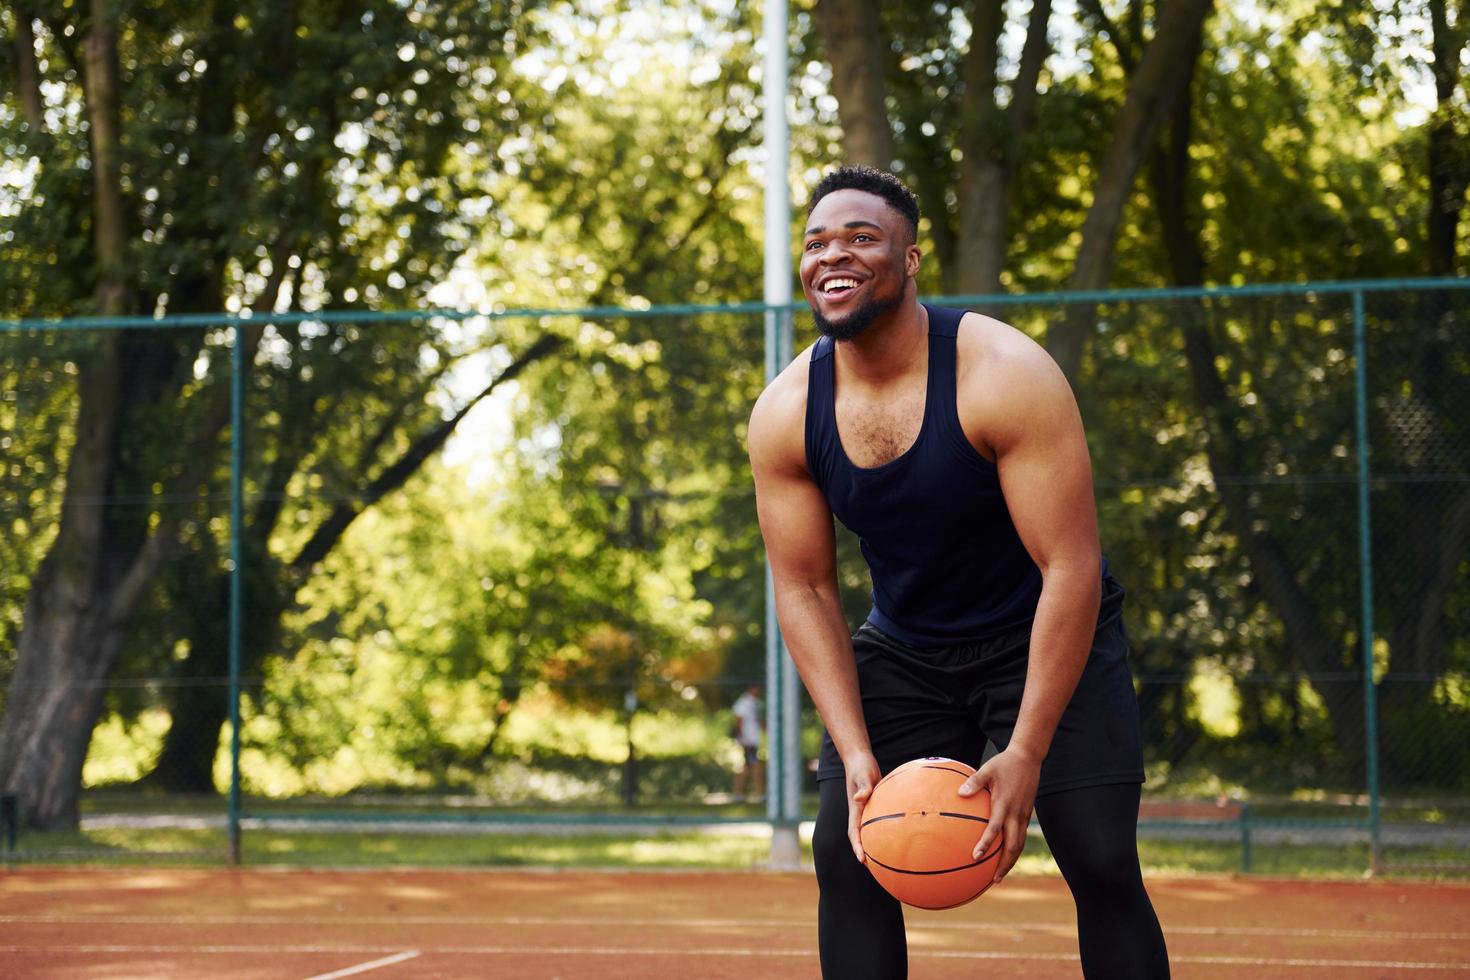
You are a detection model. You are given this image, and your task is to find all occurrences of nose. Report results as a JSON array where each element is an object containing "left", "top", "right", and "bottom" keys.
[{"left": 817, "top": 239, "right": 851, "bottom": 265}]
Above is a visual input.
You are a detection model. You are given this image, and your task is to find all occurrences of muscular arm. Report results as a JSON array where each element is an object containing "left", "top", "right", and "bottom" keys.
[
  {"left": 748, "top": 367, "right": 880, "bottom": 860},
  {"left": 957, "top": 319, "right": 1103, "bottom": 879},
  {"left": 995, "top": 355, "right": 1102, "bottom": 766}
]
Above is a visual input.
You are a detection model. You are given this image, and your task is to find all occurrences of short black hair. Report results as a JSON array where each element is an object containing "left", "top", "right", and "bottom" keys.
[{"left": 808, "top": 166, "right": 920, "bottom": 243}]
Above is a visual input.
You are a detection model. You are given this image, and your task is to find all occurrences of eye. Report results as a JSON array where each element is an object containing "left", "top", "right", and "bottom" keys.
[
  {"left": 804, "top": 240, "right": 824, "bottom": 251},
  {"left": 853, "top": 233, "right": 874, "bottom": 243}
]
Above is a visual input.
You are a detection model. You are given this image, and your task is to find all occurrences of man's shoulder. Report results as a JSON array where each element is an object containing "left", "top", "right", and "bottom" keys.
[
  {"left": 952, "top": 311, "right": 1077, "bottom": 453},
  {"left": 747, "top": 343, "right": 818, "bottom": 463},
  {"left": 954, "top": 311, "right": 1066, "bottom": 394},
  {"left": 952, "top": 310, "right": 1046, "bottom": 360},
  {"left": 756, "top": 342, "right": 818, "bottom": 408}
]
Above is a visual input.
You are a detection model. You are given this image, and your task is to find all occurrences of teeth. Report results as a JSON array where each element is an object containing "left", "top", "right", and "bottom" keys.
[{"left": 824, "top": 278, "right": 860, "bottom": 293}]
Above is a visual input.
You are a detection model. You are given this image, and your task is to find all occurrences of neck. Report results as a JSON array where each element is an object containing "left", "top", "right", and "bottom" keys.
[{"left": 834, "top": 291, "right": 927, "bottom": 385}]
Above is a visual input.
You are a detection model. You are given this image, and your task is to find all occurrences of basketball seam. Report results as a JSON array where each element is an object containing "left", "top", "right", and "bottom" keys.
[
  {"left": 859, "top": 811, "right": 988, "bottom": 829},
  {"left": 858, "top": 813, "right": 906, "bottom": 828},
  {"left": 865, "top": 840, "right": 1004, "bottom": 876}
]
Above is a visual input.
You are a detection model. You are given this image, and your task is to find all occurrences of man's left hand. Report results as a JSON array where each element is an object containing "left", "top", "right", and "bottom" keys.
[{"left": 957, "top": 746, "right": 1042, "bottom": 882}]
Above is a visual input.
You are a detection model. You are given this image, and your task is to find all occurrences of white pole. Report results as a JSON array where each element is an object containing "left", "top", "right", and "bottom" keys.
[
  {"left": 762, "top": 0, "right": 791, "bottom": 339},
  {"left": 762, "top": 0, "right": 800, "bottom": 869}
]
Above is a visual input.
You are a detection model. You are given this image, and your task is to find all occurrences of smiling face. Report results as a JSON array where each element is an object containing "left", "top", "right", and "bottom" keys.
[{"left": 800, "top": 188, "right": 920, "bottom": 341}]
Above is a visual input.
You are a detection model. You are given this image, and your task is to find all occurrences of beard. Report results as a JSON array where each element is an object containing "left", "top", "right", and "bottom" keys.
[{"left": 812, "top": 282, "right": 904, "bottom": 341}]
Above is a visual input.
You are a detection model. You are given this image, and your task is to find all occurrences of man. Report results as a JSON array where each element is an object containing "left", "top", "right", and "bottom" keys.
[
  {"left": 746, "top": 166, "right": 1169, "bottom": 978},
  {"left": 730, "top": 682, "right": 765, "bottom": 801}
]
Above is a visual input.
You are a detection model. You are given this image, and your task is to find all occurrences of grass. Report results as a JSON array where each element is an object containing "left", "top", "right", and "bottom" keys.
[
  {"left": 76, "top": 789, "right": 776, "bottom": 821},
  {"left": 9, "top": 822, "right": 1469, "bottom": 880},
  {"left": 11, "top": 825, "right": 793, "bottom": 870},
  {"left": 1136, "top": 839, "right": 1469, "bottom": 878}
]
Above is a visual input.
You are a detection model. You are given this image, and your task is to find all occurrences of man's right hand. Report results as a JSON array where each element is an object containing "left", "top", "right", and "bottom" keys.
[{"left": 845, "top": 750, "right": 883, "bottom": 863}]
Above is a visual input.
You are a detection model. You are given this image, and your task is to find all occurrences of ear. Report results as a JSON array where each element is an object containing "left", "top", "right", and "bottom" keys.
[{"left": 905, "top": 242, "right": 922, "bottom": 279}]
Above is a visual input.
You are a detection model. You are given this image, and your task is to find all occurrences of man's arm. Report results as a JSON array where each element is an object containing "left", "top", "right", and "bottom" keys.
[
  {"left": 956, "top": 321, "right": 1103, "bottom": 882},
  {"left": 747, "top": 371, "right": 880, "bottom": 862}
]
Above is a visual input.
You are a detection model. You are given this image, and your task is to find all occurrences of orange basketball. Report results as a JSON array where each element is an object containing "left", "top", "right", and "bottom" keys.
[{"left": 858, "top": 757, "right": 1002, "bottom": 910}]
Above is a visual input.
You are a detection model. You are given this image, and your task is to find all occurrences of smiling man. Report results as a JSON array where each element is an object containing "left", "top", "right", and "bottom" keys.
[{"left": 747, "top": 166, "right": 1169, "bottom": 979}]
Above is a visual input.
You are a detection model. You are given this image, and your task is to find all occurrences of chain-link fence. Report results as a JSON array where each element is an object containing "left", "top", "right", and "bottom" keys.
[
  {"left": 0, "top": 322, "right": 236, "bottom": 860},
  {"left": 1364, "top": 288, "right": 1470, "bottom": 870},
  {"left": 2, "top": 281, "right": 1467, "bottom": 872}
]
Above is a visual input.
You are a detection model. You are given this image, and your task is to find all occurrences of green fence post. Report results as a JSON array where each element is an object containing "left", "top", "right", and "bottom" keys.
[
  {"left": 763, "top": 301, "right": 801, "bottom": 866},
  {"left": 1240, "top": 802, "right": 1252, "bottom": 874},
  {"left": 764, "top": 295, "right": 781, "bottom": 836},
  {"left": 0, "top": 793, "right": 17, "bottom": 855},
  {"left": 1352, "top": 288, "right": 1382, "bottom": 876},
  {"left": 228, "top": 320, "right": 245, "bottom": 865}
]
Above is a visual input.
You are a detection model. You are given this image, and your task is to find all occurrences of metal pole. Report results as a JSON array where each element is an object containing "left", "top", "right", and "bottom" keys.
[
  {"left": 763, "top": 0, "right": 800, "bottom": 868},
  {"left": 777, "top": 315, "right": 800, "bottom": 835},
  {"left": 623, "top": 688, "right": 638, "bottom": 808},
  {"left": 1240, "top": 802, "right": 1252, "bottom": 874},
  {"left": 1352, "top": 289, "right": 1381, "bottom": 874},
  {"left": 228, "top": 322, "right": 245, "bottom": 865}
]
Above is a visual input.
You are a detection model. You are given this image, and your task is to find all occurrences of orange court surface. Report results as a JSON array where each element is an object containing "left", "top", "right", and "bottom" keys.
[{"left": 2, "top": 866, "right": 1469, "bottom": 978}]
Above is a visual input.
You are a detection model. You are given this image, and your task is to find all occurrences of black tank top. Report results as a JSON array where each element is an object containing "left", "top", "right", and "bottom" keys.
[{"left": 804, "top": 304, "right": 1044, "bottom": 645}]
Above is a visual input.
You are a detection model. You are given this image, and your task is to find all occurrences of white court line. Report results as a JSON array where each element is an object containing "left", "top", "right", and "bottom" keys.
[
  {"left": 301, "top": 949, "right": 420, "bottom": 980},
  {"left": 1172, "top": 954, "right": 1470, "bottom": 971},
  {"left": 3, "top": 913, "right": 1468, "bottom": 942},
  {"left": 1, "top": 944, "right": 1467, "bottom": 970},
  {"left": 0, "top": 946, "right": 403, "bottom": 955}
]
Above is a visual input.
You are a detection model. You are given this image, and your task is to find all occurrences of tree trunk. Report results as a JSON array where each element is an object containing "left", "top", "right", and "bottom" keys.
[
  {"left": 1388, "top": 486, "right": 1470, "bottom": 679},
  {"left": 13, "top": 10, "right": 46, "bottom": 132},
  {"left": 474, "top": 652, "right": 530, "bottom": 765},
  {"left": 0, "top": 0, "right": 155, "bottom": 829},
  {"left": 951, "top": 0, "right": 1051, "bottom": 297},
  {"left": 1049, "top": 0, "right": 1214, "bottom": 380},
  {"left": 1378, "top": 304, "right": 1470, "bottom": 733},
  {"left": 814, "top": 0, "right": 895, "bottom": 169},
  {"left": 0, "top": 332, "right": 204, "bottom": 826},
  {"left": 1379, "top": 496, "right": 1470, "bottom": 787},
  {"left": 1378, "top": 493, "right": 1470, "bottom": 787},
  {"left": 148, "top": 556, "right": 288, "bottom": 792},
  {"left": 1179, "top": 323, "right": 1365, "bottom": 754},
  {"left": 146, "top": 669, "right": 228, "bottom": 793},
  {"left": 142, "top": 334, "right": 565, "bottom": 791},
  {"left": 1427, "top": 0, "right": 1468, "bottom": 277},
  {"left": 83, "top": 0, "right": 127, "bottom": 317},
  {"left": 0, "top": 576, "right": 129, "bottom": 828},
  {"left": 1377, "top": 0, "right": 1468, "bottom": 773},
  {"left": 1140, "top": 37, "right": 1363, "bottom": 755},
  {"left": 146, "top": 557, "right": 235, "bottom": 792},
  {"left": 0, "top": 336, "right": 136, "bottom": 827}
]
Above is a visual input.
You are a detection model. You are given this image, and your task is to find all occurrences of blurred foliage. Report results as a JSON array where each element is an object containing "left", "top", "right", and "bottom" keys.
[{"left": 1, "top": 0, "right": 1468, "bottom": 812}]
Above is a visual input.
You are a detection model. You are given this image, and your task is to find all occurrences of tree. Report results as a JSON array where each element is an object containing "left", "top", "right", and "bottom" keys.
[
  {"left": 1344, "top": 0, "right": 1470, "bottom": 784},
  {"left": 807, "top": 1, "right": 1469, "bottom": 790},
  {"left": 3, "top": 0, "right": 782, "bottom": 813},
  {"left": 0, "top": 0, "right": 551, "bottom": 828},
  {"left": 138, "top": 0, "right": 771, "bottom": 795},
  {"left": 814, "top": 0, "right": 1055, "bottom": 294},
  {"left": 812, "top": 0, "right": 1212, "bottom": 319},
  {"left": 813, "top": 0, "right": 896, "bottom": 171},
  {"left": 1049, "top": 0, "right": 1213, "bottom": 379},
  {"left": 1426, "top": 0, "right": 1468, "bottom": 277},
  {"left": 1090, "top": 1, "right": 1469, "bottom": 776}
]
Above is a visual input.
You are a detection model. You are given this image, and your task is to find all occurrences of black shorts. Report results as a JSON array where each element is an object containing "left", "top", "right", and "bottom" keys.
[{"left": 816, "top": 576, "right": 1145, "bottom": 798}]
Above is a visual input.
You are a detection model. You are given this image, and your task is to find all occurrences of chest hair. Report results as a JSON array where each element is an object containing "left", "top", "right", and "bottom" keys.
[{"left": 835, "top": 382, "right": 927, "bottom": 468}]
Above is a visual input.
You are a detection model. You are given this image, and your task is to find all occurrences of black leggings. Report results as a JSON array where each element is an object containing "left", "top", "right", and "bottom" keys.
[{"left": 814, "top": 778, "right": 1169, "bottom": 979}]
